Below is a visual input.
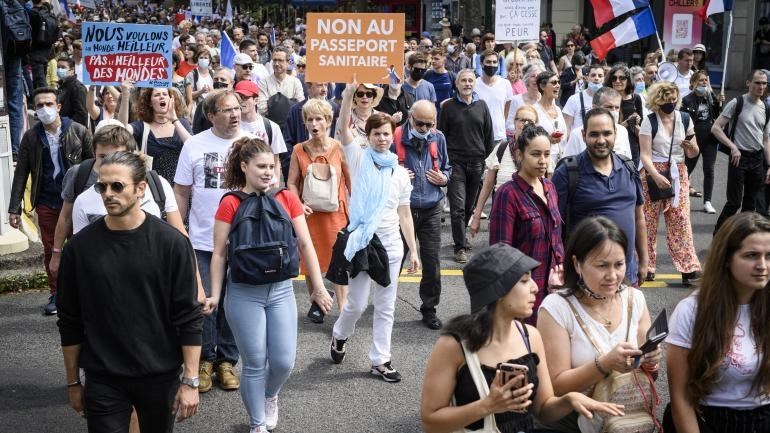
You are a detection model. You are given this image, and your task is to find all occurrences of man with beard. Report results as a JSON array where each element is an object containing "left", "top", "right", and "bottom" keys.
[{"left": 552, "top": 108, "right": 648, "bottom": 286}]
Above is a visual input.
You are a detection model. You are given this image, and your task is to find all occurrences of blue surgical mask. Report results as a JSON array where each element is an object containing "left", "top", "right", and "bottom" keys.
[
  {"left": 447, "top": 44, "right": 455, "bottom": 54},
  {"left": 695, "top": 86, "right": 709, "bottom": 96},
  {"left": 588, "top": 81, "right": 603, "bottom": 92},
  {"left": 410, "top": 125, "right": 430, "bottom": 140},
  {"left": 57, "top": 68, "right": 68, "bottom": 80},
  {"left": 634, "top": 82, "right": 646, "bottom": 94},
  {"left": 198, "top": 58, "right": 210, "bottom": 69}
]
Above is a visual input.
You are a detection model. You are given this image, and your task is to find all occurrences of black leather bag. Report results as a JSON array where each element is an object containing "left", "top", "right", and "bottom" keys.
[{"left": 646, "top": 118, "right": 676, "bottom": 202}]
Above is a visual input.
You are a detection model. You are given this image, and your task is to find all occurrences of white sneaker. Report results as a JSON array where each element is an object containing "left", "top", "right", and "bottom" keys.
[
  {"left": 481, "top": 211, "right": 488, "bottom": 219},
  {"left": 443, "top": 201, "right": 450, "bottom": 212},
  {"left": 265, "top": 396, "right": 278, "bottom": 430},
  {"left": 704, "top": 201, "right": 716, "bottom": 214},
  {"left": 250, "top": 426, "right": 268, "bottom": 433}
]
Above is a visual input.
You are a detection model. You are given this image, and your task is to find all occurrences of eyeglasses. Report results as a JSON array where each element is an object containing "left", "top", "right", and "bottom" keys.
[
  {"left": 238, "top": 63, "right": 253, "bottom": 70},
  {"left": 612, "top": 75, "right": 628, "bottom": 82},
  {"left": 421, "top": 45, "right": 433, "bottom": 49},
  {"left": 413, "top": 120, "right": 435, "bottom": 128},
  {"left": 297, "top": 64, "right": 306, "bottom": 68},
  {"left": 355, "top": 91, "right": 376, "bottom": 98},
  {"left": 515, "top": 117, "right": 535, "bottom": 125},
  {"left": 216, "top": 106, "right": 241, "bottom": 115},
  {"left": 94, "top": 181, "right": 133, "bottom": 194},
  {"left": 547, "top": 80, "right": 559, "bottom": 85},
  {"left": 566, "top": 44, "right": 575, "bottom": 47}
]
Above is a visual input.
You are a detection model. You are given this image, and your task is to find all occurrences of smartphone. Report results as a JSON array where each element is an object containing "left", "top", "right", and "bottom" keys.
[
  {"left": 632, "top": 309, "right": 668, "bottom": 367},
  {"left": 685, "top": 134, "right": 695, "bottom": 141},
  {"left": 498, "top": 363, "right": 528, "bottom": 388}
]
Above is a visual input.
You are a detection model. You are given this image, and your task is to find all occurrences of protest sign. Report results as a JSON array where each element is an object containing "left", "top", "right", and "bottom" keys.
[
  {"left": 81, "top": 22, "right": 173, "bottom": 88},
  {"left": 305, "top": 13, "right": 405, "bottom": 84},
  {"left": 191, "top": 0, "right": 212, "bottom": 17},
  {"left": 495, "top": 0, "right": 541, "bottom": 42},
  {"left": 663, "top": 0, "right": 704, "bottom": 51}
]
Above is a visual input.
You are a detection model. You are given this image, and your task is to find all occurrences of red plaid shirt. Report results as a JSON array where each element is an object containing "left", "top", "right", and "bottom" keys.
[{"left": 489, "top": 174, "right": 564, "bottom": 316}]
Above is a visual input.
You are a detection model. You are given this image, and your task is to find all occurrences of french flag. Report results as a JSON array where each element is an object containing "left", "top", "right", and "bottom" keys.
[
  {"left": 590, "top": 8, "right": 657, "bottom": 61},
  {"left": 220, "top": 31, "right": 237, "bottom": 69},
  {"left": 591, "top": 0, "right": 650, "bottom": 28},
  {"left": 697, "top": 0, "right": 733, "bottom": 20}
]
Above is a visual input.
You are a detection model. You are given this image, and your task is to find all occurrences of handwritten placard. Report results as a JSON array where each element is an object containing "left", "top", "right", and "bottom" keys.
[
  {"left": 495, "top": 0, "right": 541, "bottom": 42},
  {"left": 82, "top": 22, "right": 173, "bottom": 88}
]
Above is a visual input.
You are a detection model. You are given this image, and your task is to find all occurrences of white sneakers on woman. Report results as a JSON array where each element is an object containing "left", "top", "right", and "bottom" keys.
[
  {"left": 704, "top": 201, "right": 716, "bottom": 214},
  {"left": 265, "top": 396, "right": 278, "bottom": 430},
  {"left": 249, "top": 426, "right": 268, "bottom": 433}
]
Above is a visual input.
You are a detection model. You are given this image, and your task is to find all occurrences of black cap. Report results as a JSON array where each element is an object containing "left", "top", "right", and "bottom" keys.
[{"left": 463, "top": 244, "right": 540, "bottom": 313}]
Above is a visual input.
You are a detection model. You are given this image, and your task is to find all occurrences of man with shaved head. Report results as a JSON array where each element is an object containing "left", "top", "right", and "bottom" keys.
[{"left": 391, "top": 100, "right": 452, "bottom": 329}]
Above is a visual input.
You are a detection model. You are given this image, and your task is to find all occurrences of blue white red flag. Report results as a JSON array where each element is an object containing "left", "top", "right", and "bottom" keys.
[
  {"left": 697, "top": 0, "right": 733, "bottom": 20},
  {"left": 590, "top": 0, "right": 650, "bottom": 28},
  {"left": 220, "top": 30, "right": 237, "bottom": 69},
  {"left": 590, "top": 8, "right": 657, "bottom": 61}
]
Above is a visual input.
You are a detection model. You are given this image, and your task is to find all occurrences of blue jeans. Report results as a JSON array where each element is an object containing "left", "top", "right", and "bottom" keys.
[
  {"left": 225, "top": 279, "right": 297, "bottom": 428},
  {"left": 195, "top": 250, "right": 239, "bottom": 365},
  {"left": 4, "top": 54, "right": 24, "bottom": 154}
]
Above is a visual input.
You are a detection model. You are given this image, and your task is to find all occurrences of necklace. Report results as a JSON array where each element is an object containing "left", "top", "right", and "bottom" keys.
[
  {"left": 585, "top": 299, "right": 615, "bottom": 330},
  {"left": 154, "top": 118, "right": 170, "bottom": 125}
]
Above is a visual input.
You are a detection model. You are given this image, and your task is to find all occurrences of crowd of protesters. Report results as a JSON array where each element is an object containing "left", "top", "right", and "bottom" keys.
[{"left": 3, "top": 1, "right": 770, "bottom": 432}]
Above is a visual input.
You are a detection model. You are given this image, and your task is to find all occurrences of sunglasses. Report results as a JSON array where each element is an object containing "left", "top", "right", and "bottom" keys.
[
  {"left": 94, "top": 181, "right": 133, "bottom": 194},
  {"left": 612, "top": 75, "right": 628, "bottom": 82},
  {"left": 413, "top": 120, "right": 435, "bottom": 128},
  {"left": 515, "top": 117, "right": 535, "bottom": 124},
  {"left": 239, "top": 63, "right": 254, "bottom": 70},
  {"left": 355, "top": 91, "right": 376, "bottom": 98}
]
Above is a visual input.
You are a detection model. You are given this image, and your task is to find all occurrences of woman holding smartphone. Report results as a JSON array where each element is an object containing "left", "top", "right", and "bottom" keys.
[
  {"left": 532, "top": 71, "right": 567, "bottom": 173},
  {"left": 665, "top": 212, "right": 770, "bottom": 433},
  {"left": 420, "top": 243, "right": 624, "bottom": 433},
  {"left": 606, "top": 64, "right": 644, "bottom": 167},
  {"left": 537, "top": 216, "right": 661, "bottom": 432}
]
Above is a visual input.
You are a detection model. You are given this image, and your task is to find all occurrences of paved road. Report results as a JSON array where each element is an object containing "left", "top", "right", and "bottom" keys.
[{"left": 0, "top": 152, "right": 730, "bottom": 432}]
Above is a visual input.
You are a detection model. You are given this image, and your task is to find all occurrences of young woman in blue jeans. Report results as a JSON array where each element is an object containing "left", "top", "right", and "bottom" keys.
[{"left": 207, "top": 137, "right": 333, "bottom": 433}]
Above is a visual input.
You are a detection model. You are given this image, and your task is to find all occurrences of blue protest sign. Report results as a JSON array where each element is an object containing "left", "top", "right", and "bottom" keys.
[{"left": 82, "top": 22, "right": 173, "bottom": 88}]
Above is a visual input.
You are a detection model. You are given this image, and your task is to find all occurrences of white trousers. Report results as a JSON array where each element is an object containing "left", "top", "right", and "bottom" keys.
[{"left": 332, "top": 229, "right": 404, "bottom": 366}]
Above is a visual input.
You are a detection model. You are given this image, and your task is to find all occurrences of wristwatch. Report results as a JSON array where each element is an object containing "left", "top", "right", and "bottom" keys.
[{"left": 180, "top": 376, "right": 200, "bottom": 389}]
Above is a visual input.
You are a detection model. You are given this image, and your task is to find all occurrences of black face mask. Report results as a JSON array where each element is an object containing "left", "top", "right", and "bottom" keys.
[
  {"left": 483, "top": 65, "right": 498, "bottom": 77},
  {"left": 661, "top": 102, "right": 676, "bottom": 114},
  {"left": 410, "top": 67, "right": 426, "bottom": 81},
  {"left": 213, "top": 82, "right": 229, "bottom": 89}
]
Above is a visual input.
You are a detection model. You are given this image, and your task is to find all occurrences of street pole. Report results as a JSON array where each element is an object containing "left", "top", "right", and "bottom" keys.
[{"left": 721, "top": 10, "right": 733, "bottom": 97}]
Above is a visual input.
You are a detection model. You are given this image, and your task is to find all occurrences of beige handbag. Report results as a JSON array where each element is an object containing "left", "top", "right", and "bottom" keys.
[
  {"left": 302, "top": 154, "right": 339, "bottom": 212},
  {"left": 452, "top": 341, "right": 501, "bottom": 433}
]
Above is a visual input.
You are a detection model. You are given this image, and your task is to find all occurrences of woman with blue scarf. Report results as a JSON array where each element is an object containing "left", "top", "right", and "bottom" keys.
[{"left": 330, "top": 78, "right": 421, "bottom": 383}]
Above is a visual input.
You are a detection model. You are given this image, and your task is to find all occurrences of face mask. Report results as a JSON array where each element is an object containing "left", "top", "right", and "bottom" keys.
[
  {"left": 610, "top": 110, "right": 619, "bottom": 124},
  {"left": 588, "top": 81, "right": 603, "bottom": 92},
  {"left": 410, "top": 67, "right": 426, "bottom": 81},
  {"left": 695, "top": 86, "right": 709, "bottom": 96},
  {"left": 57, "top": 68, "right": 69, "bottom": 80},
  {"left": 447, "top": 44, "right": 455, "bottom": 54},
  {"left": 213, "top": 81, "right": 228, "bottom": 89},
  {"left": 36, "top": 106, "right": 58, "bottom": 125},
  {"left": 410, "top": 126, "right": 430, "bottom": 140},
  {"left": 634, "top": 82, "right": 646, "bottom": 94},
  {"left": 661, "top": 102, "right": 676, "bottom": 114},
  {"left": 198, "top": 59, "right": 210, "bottom": 69},
  {"left": 483, "top": 65, "right": 498, "bottom": 77}
]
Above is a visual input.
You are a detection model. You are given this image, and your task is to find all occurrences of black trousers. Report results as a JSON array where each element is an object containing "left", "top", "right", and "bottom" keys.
[
  {"left": 685, "top": 122, "right": 718, "bottom": 202},
  {"left": 663, "top": 402, "right": 770, "bottom": 433},
  {"left": 401, "top": 203, "right": 443, "bottom": 315},
  {"left": 84, "top": 371, "right": 179, "bottom": 433},
  {"left": 31, "top": 60, "right": 47, "bottom": 90},
  {"left": 447, "top": 160, "right": 484, "bottom": 252},
  {"left": 715, "top": 149, "right": 767, "bottom": 233}
]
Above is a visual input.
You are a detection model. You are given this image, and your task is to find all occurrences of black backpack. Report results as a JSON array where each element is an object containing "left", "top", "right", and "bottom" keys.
[
  {"left": 718, "top": 95, "right": 770, "bottom": 155},
  {"left": 0, "top": 0, "right": 31, "bottom": 55},
  {"left": 29, "top": 5, "right": 58, "bottom": 46},
  {"left": 266, "top": 91, "right": 297, "bottom": 125},
  {"left": 556, "top": 152, "right": 638, "bottom": 243},
  {"left": 74, "top": 159, "right": 168, "bottom": 221},
  {"left": 222, "top": 188, "right": 299, "bottom": 286}
]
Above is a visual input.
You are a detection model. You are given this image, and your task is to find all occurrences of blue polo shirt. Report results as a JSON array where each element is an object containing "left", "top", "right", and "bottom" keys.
[
  {"left": 552, "top": 151, "right": 644, "bottom": 285},
  {"left": 402, "top": 80, "right": 437, "bottom": 103}
]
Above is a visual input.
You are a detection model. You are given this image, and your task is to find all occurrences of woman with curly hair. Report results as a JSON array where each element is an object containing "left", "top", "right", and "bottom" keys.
[
  {"left": 665, "top": 212, "right": 770, "bottom": 432},
  {"left": 118, "top": 82, "right": 193, "bottom": 182}
]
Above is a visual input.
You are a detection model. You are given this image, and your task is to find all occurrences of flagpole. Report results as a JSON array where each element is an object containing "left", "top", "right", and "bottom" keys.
[
  {"left": 647, "top": 5, "right": 665, "bottom": 63},
  {"left": 721, "top": 10, "right": 733, "bottom": 97}
]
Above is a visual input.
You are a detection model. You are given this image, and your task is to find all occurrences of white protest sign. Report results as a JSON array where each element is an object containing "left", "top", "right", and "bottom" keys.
[
  {"left": 190, "top": 0, "right": 212, "bottom": 17},
  {"left": 495, "top": 0, "right": 541, "bottom": 42}
]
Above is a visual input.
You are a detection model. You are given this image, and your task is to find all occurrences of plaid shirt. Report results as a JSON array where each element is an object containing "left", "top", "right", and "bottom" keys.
[{"left": 489, "top": 174, "right": 564, "bottom": 310}]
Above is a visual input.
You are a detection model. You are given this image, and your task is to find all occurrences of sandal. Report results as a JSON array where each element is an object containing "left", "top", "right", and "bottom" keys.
[{"left": 689, "top": 189, "right": 703, "bottom": 198}]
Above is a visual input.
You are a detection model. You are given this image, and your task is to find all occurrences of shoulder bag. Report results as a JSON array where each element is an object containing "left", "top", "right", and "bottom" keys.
[
  {"left": 645, "top": 115, "right": 675, "bottom": 202},
  {"left": 566, "top": 289, "right": 661, "bottom": 433},
  {"left": 451, "top": 341, "right": 501, "bottom": 433},
  {"left": 301, "top": 144, "right": 340, "bottom": 212}
]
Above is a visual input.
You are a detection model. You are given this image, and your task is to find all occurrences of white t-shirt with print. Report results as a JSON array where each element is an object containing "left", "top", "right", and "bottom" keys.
[
  {"left": 343, "top": 144, "right": 412, "bottom": 236},
  {"left": 174, "top": 128, "right": 255, "bottom": 251},
  {"left": 667, "top": 294, "right": 770, "bottom": 409},
  {"left": 240, "top": 116, "right": 288, "bottom": 154},
  {"left": 474, "top": 77, "right": 514, "bottom": 141},
  {"left": 72, "top": 175, "right": 178, "bottom": 234}
]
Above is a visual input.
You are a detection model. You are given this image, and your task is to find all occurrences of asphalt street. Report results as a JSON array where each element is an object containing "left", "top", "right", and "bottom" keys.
[{"left": 0, "top": 151, "right": 733, "bottom": 433}]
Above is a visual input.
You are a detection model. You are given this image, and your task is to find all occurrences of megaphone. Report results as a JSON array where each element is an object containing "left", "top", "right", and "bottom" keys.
[{"left": 657, "top": 62, "right": 678, "bottom": 82}]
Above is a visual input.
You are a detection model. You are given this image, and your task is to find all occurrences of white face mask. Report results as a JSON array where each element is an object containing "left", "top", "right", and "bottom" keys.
[
  {"left": 198, "top": 58, "right": 210, "bottom": 69},
  {"left": 36, "top": 106, "right": 58, "bottom": 125},
  {"left": 610, "top": 110, "right": 619, "bottom": 124}
]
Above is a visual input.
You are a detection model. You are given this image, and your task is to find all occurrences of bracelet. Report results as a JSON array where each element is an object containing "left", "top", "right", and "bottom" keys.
[
  {"left": 52, "top": 247, "right": 63, "bottom": 253},
  {"left": 594, "top": 355, "right": 610, "bottom": 378},
  {"left": 172, "top": 119, "right": 180, "bottom": 124},
  {"left": 67, "top": 380, "right": 81, "bottom": 387}
]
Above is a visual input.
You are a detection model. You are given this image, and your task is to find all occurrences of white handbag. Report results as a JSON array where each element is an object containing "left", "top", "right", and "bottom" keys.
[
  {"left": 452, "top": 341, "right": 501, "bottom": 433},
  {"left": 302, "top": 155, "right": 339, "bottom": 212}
]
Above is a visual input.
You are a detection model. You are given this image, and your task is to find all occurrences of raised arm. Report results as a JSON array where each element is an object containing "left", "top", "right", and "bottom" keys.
[{"left": 338, "top": 77, "right": 358, "bottom": 147}]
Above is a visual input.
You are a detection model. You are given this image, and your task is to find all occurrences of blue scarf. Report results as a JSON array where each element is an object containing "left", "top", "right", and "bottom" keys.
[{"left": 344, "top": 146, "right": 398, "bottom": 261}]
